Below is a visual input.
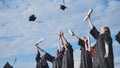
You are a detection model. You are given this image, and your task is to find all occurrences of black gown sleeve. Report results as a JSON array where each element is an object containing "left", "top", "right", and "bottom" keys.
[
  {"left": 36, "top": 51, "right": 41, "bottom": 62},
  {"left": 59, "top": 47, "right": 65, "bottom": 56},
  {"left": 66, "top": 43, "right": 73, "bottom": 51},
  {"left": 65, "top": 43, "right": 74, "bottom": 68},
  {"left": 104, "top": 34, "right": 112, "bottom": 45},
  {"left": 45, "top": 53, "right": 55, "bottom": 63},
  {"left": 78, "top": 38, "right": 84, "bottom": 47},
  {"left": 41, "top": 54, "right": 49, "bottom": 68},
  {"left": 90, "top": 26, "right": 100, "bottom": 40}
]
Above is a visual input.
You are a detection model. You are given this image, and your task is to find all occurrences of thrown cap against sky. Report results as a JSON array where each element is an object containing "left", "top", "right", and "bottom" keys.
[
  {"left": 29, "top": 14, "right": 37, "bottom": 21},
  {"left": 60, "top": 5, "right": 67, "bottom": 10}
]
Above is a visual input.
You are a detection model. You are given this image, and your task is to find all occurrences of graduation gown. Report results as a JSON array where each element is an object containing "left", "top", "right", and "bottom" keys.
[
  {"left": 78, "top": 39, "right": 92, "bottom": 68},
  {"left": 90, "top": 26, "right": 114, "bottom": 68},
  {"left": 3, "top": 62, "right": 13, "bottom": 68},
  {"left": 36, "top": 51, "right": 49, "bottom": 68},
  {"left": 45, "top": 47, "right": 65, "bottom": 68},
  {"left": 62, "top": 43, "right": 74, "bottom": 68}
]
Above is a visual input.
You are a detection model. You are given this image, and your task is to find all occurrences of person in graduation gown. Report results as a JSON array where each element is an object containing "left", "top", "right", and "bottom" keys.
[
  {"left": 86, "top": 15, "right": 114, "bottom": 68},
  {"left": 70, "top": 31, "right": 92, "bottom": 68},
  {"left": 35, "top": 46, "right": 49, "bottom": 68},
  {"left": 115, "top": 31, "right": 120, "bottom": 44},
  {"left": 45, "top": 33, "right": 65, "bottom": 68},
  {"left": 90, "top": 43, "right": 97, "bottom": 68},
  {"left": 3, "top": 62, "right": 13, "bottom": 68},
  {"left": 61, "top": 32, "right": 74, "bottom": 68}
]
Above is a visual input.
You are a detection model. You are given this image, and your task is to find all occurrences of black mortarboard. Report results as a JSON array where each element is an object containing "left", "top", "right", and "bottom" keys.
[
  {"left": 60, "top": 5, "right": 67, "bottom": 10},
  {"left": 115, "top": 31, "right": 120, "bottom": 44},
  {"left": 3, "top": 62, "right": 13, "bottom": 68},
  {"left": 29, "top": 14, "right": 37, "bottom": 21}
]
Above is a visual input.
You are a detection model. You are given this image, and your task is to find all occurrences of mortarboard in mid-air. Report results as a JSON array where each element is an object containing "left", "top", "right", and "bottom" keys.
[
  {"left": 60, "top": 0, "right": 67, "bottom": 10},
  {"left": 60, "top": 5, "right": 67, "bottom": 10},
  {"left": 29, "top": 14, "right": 37, "bottom": 21}
]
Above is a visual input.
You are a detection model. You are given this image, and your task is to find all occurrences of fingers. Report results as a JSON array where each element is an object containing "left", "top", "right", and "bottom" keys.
[
  {"left": 59, "top": 31, "right": 64, "bottom": 38},
  {"left": 59, "top": 31, "right": 62, "bottom": 38},
  {"left": 104, "top": 54, "right": 109, "bottom": 59},
  {"left": 68, "top": 29, "right": 75, "bottom": 36},
  {"left": 60, "top": 31, "right": 64, "bottom": 37},
  {"left": 87, "top": 14, "right": 91, "bottom": 19}
]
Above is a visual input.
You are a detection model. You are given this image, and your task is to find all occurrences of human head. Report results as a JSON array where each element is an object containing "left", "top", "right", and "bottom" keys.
[
  {"left": 82, "top": 36, "right": 88, "bottom": 42},
  {"left": 55, "top": 49, "right": 60, "bottom": 57},
  {"left": 101, "top": 26, "right": 111, "bottom": 35}
]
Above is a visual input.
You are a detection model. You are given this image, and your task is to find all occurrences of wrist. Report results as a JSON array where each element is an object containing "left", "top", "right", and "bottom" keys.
[{"left": 72, "top": 34, "right": 75, "bottom": 36}]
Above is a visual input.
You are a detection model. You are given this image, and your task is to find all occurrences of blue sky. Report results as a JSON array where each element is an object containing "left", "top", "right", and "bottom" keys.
[{"left": 0, "top": 0, "right": 120, "bottom": 68}]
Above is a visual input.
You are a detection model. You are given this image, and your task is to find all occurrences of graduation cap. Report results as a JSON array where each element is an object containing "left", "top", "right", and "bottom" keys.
[
  {"left": 60, "top": 0, "right": 67, "bottom": 10},
  {"left": 60, "top": 5, "right": 67, "bottom": 10},
  {"left": 29, "top": 14, "right": 37, "bottom": 21},
  {"left": 3, "top": 62, "right": 13, "bottom": 68},
  {"left": 115, "top": 31, "right": 120, "bottom": 44}
]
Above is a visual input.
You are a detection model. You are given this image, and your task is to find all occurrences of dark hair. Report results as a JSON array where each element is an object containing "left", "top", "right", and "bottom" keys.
[
  {"left": 104, "top": 26, "right": 111, "bottom": 36},
  {"left": 56, "top": 49, "right": 60, "bottom": 53}
]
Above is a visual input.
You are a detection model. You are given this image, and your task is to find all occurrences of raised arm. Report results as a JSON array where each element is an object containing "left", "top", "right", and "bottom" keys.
[
  {"left": 60, "top": 31, "right": 65, "bottom": 47},
  {"left": 72, "top": 33, "right": 80, "bottom": 41},
  {"left": 87, "top": 14, "right": 100, "bottom": 40},
  {"left": 68, "top": 30, "right": 84, "bottom": 46},
  {"left": 61, "top": 32, "right": 71, "bottom": 48},
  {"left": 84, "top": 9, "right": 99, "bottom": 40},
  {"left": 68, "top": 29, "right": 81, "bottom": 41},
  {"left": 35, "top": 46, "right": 40, "bottom": 62},
  {"left": 36, "top": 45, "right": 40, "bottom": 55},
  {"left": 35, "top": 45, "right": 46, "bottom": 53},
  {"left": 57, "top": 31, "right": 65, "bottom": 52},
  {"left": 84, "top": 9, "right": 94, "bottom": 29},
  {"left": 87, "top": 15, "right": 94, "bottom": 29},
  {"left": 58, "top": 36, "right": 61, "bottom": 51},
  {"left": 61, "top": 32, "right": 69, "bottom": 45}
]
